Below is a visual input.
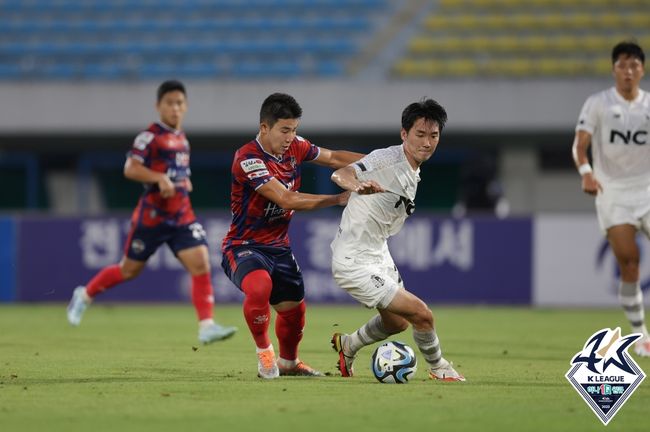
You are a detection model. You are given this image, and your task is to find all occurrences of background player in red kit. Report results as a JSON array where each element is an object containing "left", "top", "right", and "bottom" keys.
[
  {"left": 67, "top": 80, "right": 237, "bottom": 344},
  {"left": 221, "top": 93, "right": 380, "bottom": 378}
]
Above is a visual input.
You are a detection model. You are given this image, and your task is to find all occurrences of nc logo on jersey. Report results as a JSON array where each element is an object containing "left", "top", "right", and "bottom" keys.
[{"left": 565, "top": 328, "right": 645, "bottom": 425}]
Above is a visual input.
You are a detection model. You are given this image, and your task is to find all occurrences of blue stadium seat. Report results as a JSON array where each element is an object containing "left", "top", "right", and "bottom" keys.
[{"left": 0, "top": 0, "right": 388, "bottom": 80}]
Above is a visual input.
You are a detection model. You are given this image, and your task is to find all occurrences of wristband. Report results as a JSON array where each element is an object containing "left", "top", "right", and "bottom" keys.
[{"left": 578, "top": 163, "right": 592, "bottom": 176}]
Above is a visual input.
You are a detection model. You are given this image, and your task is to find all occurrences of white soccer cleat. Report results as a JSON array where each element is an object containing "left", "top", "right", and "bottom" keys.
[
  {"left": 67, "top": 286, "right": 89, "bottom": 326},
  {"left": 331, "top": 333, "right": 356, "bottom": 377},
  {"left": 429, "top": 358, "right": 466, "bottom": 382},
  {"left": 198, "top": 323, "right": 238, "bottom": 344},
  {"left": 257, "top": 346, "right": 280, "bottom": 379},
  {"left": 634, "top": 336, "right": 650, "bottom": 357}
]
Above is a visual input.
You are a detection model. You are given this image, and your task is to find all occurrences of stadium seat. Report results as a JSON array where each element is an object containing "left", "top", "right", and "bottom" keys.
[
  {"left": 395, "top": 0, "right": 650, "bottom": 78},
  {"left": 0, "top": 0, "right": 389, "bottom": 80}
]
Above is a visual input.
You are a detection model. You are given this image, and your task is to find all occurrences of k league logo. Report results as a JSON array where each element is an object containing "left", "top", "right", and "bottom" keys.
[{"left": 566, "top": 328, "right": 645, "bottom": 425}]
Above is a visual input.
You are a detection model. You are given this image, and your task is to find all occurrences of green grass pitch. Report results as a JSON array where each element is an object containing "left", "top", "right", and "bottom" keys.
[{"left": 0, "top": 304, "right": 648, "bottom": 432}]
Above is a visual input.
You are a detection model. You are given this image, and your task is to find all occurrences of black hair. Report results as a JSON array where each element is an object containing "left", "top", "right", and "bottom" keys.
[
  {"left": 612, "top": 41, "right": 645, "bottom": 65},
  {"left": 401, "top": 98, "right": 448, "bottom": 133},
  {"left": 260, "top": 93, "right": 302, "bottom": 127},
  {"left": 157, "top": 80, "right": 186, "bottom": 102}
]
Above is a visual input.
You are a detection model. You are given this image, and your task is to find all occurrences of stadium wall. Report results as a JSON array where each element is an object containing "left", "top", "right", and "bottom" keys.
[{"left": 0, "top": 80, "right": 610, "bottom": 134}]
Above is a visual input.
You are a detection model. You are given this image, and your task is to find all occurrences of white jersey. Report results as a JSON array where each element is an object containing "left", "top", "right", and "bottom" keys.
[
  {"left": 331, "top": 144, "right": 419, "bottom": 262},
  {"left": 576, "top": 87, "right": 650, "bottom": 188}
]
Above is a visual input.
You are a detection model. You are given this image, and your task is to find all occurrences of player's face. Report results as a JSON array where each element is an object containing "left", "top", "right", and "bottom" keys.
[
  {"left": 156, "top": 90, "right": 187, "bottom": 129},
  {"left": 260, "top": 118, "right": 299, "bottom": 157},
  {"left": 613, "top": 54, "right": 644, "bottom": 94},
  {"left": 401, "top": 117, "right": 440, "bottom": 168}
]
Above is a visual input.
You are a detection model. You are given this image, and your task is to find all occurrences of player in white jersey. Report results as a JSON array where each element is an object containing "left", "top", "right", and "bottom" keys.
[
  {"left": 572, "top": 41, "right": 650, "bottom": 357},
  {"left": 329, "top": 98, "right": 465, "bottom": 381}
]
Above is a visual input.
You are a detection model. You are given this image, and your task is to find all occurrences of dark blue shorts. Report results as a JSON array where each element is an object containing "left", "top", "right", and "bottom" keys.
[
  {"left": 221, "top": 245, "right": 305, "bottom": 305},
  {"left": 124, "top": 221, "right": 208, "bottom": 261}
]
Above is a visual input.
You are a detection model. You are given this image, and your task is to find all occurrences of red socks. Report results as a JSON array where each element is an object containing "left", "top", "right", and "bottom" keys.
[
  {"left": 191, "top": 273, "right": 214, "bottom": 321},
  {"left": 85, "top": 265, "right": 125, "bottom": 297},
  {"left": 275, "top": 301, "right": 305, "bottom": 361},
  {"left": 241, "top": 270, "right": 273, "bottom": 349}
]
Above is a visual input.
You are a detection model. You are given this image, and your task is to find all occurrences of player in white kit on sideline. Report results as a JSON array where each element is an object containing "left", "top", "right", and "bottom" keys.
[
  {"left": 572, "top": 41, "right": 650, "bottom": 357},
  {"left": 329, "top": 98, "right": 465, "bottom": 381}
]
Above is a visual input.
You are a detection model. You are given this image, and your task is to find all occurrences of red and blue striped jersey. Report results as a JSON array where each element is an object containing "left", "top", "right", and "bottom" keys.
[
  {"left": 222, "top": 136, "right": 320, "bottom": 249},
  {"left": 127, "top": 122, "right": 196, "bottom": 227}
]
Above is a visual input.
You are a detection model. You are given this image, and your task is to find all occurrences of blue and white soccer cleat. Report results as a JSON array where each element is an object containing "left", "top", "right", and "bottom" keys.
[
  {"left": 198, "top": 322, "right": 237, "bottom": 344},
  {"left": 67, "top": 286, "right": 89, "bottom": 326},
  {"left": 428, "top": 358, "right": 466, "bottom": 382}
]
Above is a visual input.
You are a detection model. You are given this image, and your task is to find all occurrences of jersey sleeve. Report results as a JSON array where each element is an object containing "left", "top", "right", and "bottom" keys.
[
  {"left": 576, "top": 94, "right": 600, "bottom": 135},
  {"left": 127, "top": 131, "right": 156, "bottom": 163},
  {"left": 294, "top": 136, "right": 320, "bottom": 163},
  {"left": 234, "top": 154, "right": 273, "bottom": 190}
]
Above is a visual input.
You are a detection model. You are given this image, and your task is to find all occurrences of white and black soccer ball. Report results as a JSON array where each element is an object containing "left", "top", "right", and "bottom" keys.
[{"left": 370, "top": 341, "right": 417, "bottom": 384}]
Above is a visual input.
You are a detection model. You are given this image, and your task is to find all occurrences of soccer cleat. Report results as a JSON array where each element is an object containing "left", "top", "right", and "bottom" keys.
[
  {"left": 428, "top": 358, "right": 466, "bottom": 382},
  {"left": 67, "top": 286, "right": 89, "bottom": 326},
  {"left": 278, "top": 361, "right": 323, "bottom": 377},
  {"left": 634, "top": 336, "right": 650, "bottom": 357},
  {"left": 198, "top": 323, "right": 238, "bottom": 344},
  {"left": 257, "top": 347, "right": 280, "bottom": 379},
  {"left": 331, "top": 332, "right": 356, "bottom": 377}
]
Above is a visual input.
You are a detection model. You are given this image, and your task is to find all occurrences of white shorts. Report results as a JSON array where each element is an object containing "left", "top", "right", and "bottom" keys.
[
  {"left": 595, "top": 185, "right": 650, "bottom": 235},
  {"left": 332, "top": 252, "right": 404, "bottom": 309}
]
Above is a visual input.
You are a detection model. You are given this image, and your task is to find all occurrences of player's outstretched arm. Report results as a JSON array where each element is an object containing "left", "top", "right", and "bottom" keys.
[
  {"left": 124, "top": 157, "right": 176, "bottom": 198},
  {"left": 331, "top": 166, "right": 384, "bottom": 195},
  {"left": 312, "top": 148, "right": 365, "bottom": 169},
  {"left": 571, "top": 130, "right": 602, "bottom": 196},
  {"left": 256, "top": 178, "right": 349, "bottom": 210}
]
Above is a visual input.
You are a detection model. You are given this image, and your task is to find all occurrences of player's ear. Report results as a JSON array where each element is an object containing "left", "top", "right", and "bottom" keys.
[
  {"left": 260, "top": 122, "right": 269, "bottom": 134},
  {"left": 400, "top": 128, "right": 408, "bottom": 142}
]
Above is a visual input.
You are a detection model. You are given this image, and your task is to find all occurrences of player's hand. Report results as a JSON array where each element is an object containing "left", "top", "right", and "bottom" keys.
[
  {"left": 179, "top": 178, "right": 193, "bottom": 192},
  {"left": 158, "top": 175, "right": 176, "bottom": 198},
  {"left": 355, "top": 180, "right": 384, "bottom": 195},
  {"left": 581, "top": 173, "right": 602, "bottom": 196},
  {"left": 337, "top": 191, "right": 352, "bottom": 206}
]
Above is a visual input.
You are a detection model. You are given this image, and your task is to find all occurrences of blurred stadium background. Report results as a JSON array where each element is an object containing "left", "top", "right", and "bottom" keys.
[{"left": 1, "top": 0, "right": 650, "bottom": 307}]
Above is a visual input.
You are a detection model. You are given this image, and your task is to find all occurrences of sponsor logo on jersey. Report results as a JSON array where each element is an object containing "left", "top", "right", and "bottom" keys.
[
  {"left": 247, "top": 169, "right": 270, "bottom": 180},
  {"left": 175, "top": 152, "right": 190, "bottom": 167},
  {"left": 236, "top": 250, "right": 253, "bottom": 258},
  {"left": 133, "top": 131, "right": 155, "bottom": 150},
  {"left": 240, "top": 158, "right": 266, "bottom": 173},
  {"left": 609, "top": 130, "right": 648, "bottom": 145},
  {"left": 566, "top": 327, "right": 645, "bottom": 425}
]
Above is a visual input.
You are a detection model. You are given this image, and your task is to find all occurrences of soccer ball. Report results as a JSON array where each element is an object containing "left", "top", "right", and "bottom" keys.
[{"left": 370, "top": 341, "right": 417, "bottom": 384}]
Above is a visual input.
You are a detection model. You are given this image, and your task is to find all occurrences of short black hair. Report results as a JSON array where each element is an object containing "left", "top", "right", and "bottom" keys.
[
  {"left": 612, "top": 41, "right": 645, "bottom": 65},
  {"left": 157, "top": 80, "right": 186, "bottom": 102},
  {"left": 401, "top": 98, "right": 448, "bottom": 133},
  {"left": 260, "top": 93, "right": 302, "bottom": 127}
]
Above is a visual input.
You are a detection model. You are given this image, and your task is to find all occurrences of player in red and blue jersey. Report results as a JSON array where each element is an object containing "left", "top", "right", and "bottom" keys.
[
  {"left": 67, "top": 80, "right": 237, "bottom": 344},
  {"left": 221, "top": 93, "right": 378, "bottom": 379}
]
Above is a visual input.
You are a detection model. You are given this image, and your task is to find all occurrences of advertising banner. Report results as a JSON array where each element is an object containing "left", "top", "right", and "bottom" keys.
[
  {"left": 17, "top": 214, "right": 532, "bottom": 304},
  {"left": 534, "top": 214, "right": 650, "bottom": 307}
]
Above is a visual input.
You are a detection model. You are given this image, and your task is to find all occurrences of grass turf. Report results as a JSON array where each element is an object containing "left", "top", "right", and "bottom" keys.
[{"left": 0, "top": 304, "right": 648, "bottom": 432}]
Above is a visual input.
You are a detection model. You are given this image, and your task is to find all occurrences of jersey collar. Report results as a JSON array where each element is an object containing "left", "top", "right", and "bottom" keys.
[
  {"left": 156, "top": 121, "right": 183, "bottom": 135},
  {"left": 255, "top": 134, "right": 283, "bottom": 162}
]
